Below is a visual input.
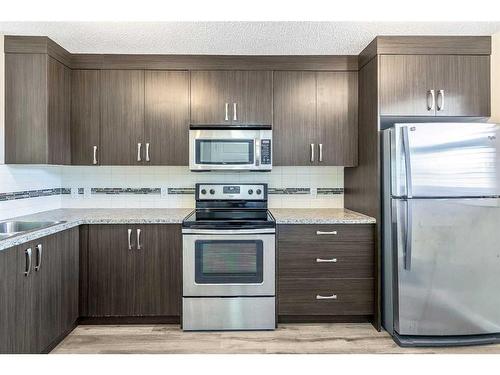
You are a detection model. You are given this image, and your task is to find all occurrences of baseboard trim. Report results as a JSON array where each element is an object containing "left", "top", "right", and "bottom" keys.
[
  {"left": 278, "top": 315, "right": 373, "bottom": 324},
  {"left": 42, "top": 321, "right": 78, "bottom": 354},
  {"left": 78, "top": 316, "right": 181, "bottom": 325}
]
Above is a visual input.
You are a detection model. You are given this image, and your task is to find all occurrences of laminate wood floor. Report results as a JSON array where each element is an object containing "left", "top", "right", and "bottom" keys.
[{"left": 51, "top": 324, "right": 500, "bottom": 354}]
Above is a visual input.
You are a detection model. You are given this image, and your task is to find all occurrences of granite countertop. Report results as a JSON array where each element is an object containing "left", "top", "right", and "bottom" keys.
[
  {"left": 1, "top": 207, "right": 375, "bottom": 251},
  {"left": 270, "top": 208, "right": 376, "bottom": 225},
  {"left": 0, "top": 208, "right": 192, "bottom": 251}
]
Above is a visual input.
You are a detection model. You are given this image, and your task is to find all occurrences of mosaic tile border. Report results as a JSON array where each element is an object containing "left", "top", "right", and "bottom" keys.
[
  {"left": 0, "top": 188, "right": 70, "bottom": 202},
  {"left": 1, "top": 186, "right": 344, "bottom": 201}
]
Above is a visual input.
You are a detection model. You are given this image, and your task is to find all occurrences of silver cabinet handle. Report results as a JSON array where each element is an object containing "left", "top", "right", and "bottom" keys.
[
  {"left": 145, "top": 143, "right": 150, "bottom": 162},
  {"left": 25, "top": 248, "right": 32, "bottom": 277},
  {"left": 233, "top": 103, "right": 237, "bottom": 121},
  {"left": 34, "top": 244, "right": 43, "bottom": 272},
  {"left": 318, "top": 144, "right": 323, "bottom": 162},
  {"left": 316, "top": 294, "right": 337, "bottom": 300},
  {"left": 93, "top": 145, "right": 98, "bottom": 165},
  {"left": 128, "top": 228, "right": 133, "bottom": 250},
  {"left": 437, "top": 89, "right": 445, "bottom": 111},
  {"left": 136, "top": 228, "right": 142, "bottom": 250},
  {"left": 310, "top": 143, "right": 315, "bottom": 162},
  {"left": 225, "top": 103, "right": 229, "bottom": 121},
  {"left": 316, "top": 258, "right": 337, "bottom": 263},
  {"left": 137, "top": 143, "right": 142, "bottom": 162},
  {"left": 316, "top": 230, "right": 337, "bottom": 235},
  {"left": 427, "top": 89, "right": 435, "bottom": 111}
]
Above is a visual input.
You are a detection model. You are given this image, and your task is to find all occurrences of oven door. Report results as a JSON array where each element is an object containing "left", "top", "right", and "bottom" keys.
[
  {"left": 189, "top": 129, "right": 262, "bottom": 170},
  {"left": 183, "top": 233, "right": 275, "bottom": 296}
]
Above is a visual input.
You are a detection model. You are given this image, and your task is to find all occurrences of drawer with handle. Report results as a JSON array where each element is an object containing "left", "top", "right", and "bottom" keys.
[
  {"left": 279, "top": 241, "right": 374, "bottom": 279},
  {"left": 278, "top": 224, "right": 374, "bottom": 243},
  {"left": 278, "top": 278, "right": 374, "bottom": 316}
]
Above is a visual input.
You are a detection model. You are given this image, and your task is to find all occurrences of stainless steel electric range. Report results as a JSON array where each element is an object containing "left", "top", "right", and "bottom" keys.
[{"left": 182, "top": 183, "right": 276, "bottom": 331}]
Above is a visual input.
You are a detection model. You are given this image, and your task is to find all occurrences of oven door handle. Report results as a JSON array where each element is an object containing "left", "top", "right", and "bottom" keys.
[{"left": 182, "top": 228, "right": 276, "bottom": 235}]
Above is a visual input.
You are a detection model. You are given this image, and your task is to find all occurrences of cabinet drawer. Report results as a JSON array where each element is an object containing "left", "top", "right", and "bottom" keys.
[
  {"left": 279, "top": 241, "right": 374, "bottom": 279},
  {"left": 278, "top": 224, "right": 374, "bottom": 243},
  {"left": 278, "top": 278, "right": 374, "bottom": 316}
]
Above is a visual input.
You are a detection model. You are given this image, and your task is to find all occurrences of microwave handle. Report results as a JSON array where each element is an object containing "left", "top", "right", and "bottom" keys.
[{"left": 255, "top": 139, "right": 261, "bottom": 166}]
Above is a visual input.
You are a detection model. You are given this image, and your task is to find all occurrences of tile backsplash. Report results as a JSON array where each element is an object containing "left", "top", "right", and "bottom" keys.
[{"left": 0, "top": 165, "right": 344, "bottom": 220}]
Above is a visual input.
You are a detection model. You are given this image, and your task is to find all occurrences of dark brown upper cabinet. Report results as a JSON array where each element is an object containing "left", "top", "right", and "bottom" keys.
[
  {"left": 71, "top": 70, "right": 101, "bottom": 165},
  {"left": 100, "top": 70, "right": 145, "bottom": 165},
  {"left": 273, "top": 71, "right": 358, "bottom": 167},
  {"left": 5, "top": 54, "right": 71, "bottom": 164},
  {"left": 190, "top": 70, "right": 272, "bottom": 126},
  {"left": 86, "top": 224, "right": 181, "bottom": 317},
  {"left": 144, "top": 71, "right": 190, "bottom": 165},
  {"left": 379, "top": 55, "right": 490, "bottom": 117}
]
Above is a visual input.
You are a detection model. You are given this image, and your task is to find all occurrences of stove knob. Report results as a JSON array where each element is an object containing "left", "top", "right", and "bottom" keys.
[
  {"left": 256, "top": 189, "right": 262, "bottom": 195},
  {"left": 201, "top": 189, "right": 207, "bottom": 195},
  {"left": 248, "top": 189, "right": 253, "bottom": 195},
  {"left": 209, "top": 189, "right": 215, "bottom": 195}
]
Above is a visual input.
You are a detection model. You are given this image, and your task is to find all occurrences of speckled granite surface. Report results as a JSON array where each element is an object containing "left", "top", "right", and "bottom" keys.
[
  {"left": 0, "top": 208, "right": 192, "bottom": 251},
  {"left": 1, "top": 207, "right": 375, "bottom": 251},
  {"left": 270, "top": 208, "right": 376, "bottom": 225}
]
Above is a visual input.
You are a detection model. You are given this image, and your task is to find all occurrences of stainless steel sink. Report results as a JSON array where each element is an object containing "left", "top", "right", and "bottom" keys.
[{"left": 0, "top": 220, "right": 67, "bottom": 240}]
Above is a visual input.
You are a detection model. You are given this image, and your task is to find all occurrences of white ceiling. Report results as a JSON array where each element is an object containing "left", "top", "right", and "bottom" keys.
[{"left": 1, "top": 22, "right": 500, "bottom": 55}]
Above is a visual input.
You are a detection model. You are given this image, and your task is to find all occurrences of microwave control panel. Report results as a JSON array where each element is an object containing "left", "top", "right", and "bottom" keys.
[{"left": 261, "top": 139, "right": 271, "bottom": 165}]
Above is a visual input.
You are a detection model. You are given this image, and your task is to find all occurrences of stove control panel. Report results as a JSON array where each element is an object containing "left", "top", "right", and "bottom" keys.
[{"left": 197, "top": 184, "right": 266, "bottom": 200}]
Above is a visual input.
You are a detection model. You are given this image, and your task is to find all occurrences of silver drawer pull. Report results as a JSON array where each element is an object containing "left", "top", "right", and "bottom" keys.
[
  {"left": 316, "top": 294, "right": 337, "bottom": 300},
  {"left": 25, "top": 248, "right": 32, "bottom": 277},
  {"left": 316, "top": 230, "right": 337, "bottom": 235},
  {"left": 34, "top": 243, "right": 43, "bottom": 271},
  {"left": 128, "top": 228, "right": 133, "bottom": 250},
  {"left": 316, "top": 258, "right": 337, "bottom": 263}
]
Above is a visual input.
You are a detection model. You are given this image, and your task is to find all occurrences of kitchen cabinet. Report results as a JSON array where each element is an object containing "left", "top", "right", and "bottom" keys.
[
  {"left": 277, "top": 224, "right": 375, "bottom": 321},
  {"left": 86, "top": 224, "right": 181, "bottom": 317},
  {"left": 5, "top": 54, "right": 71, "bottom": 164},
  {"left": 0, "top": 228, "right": 79, "bottom": 354},
  {"left": 190, "top": 70, "right": 272, "bottom": 126},
  {"left": 273, "top": 71, "right": 358, "bottom": 166},
  {"left": 100, "top": 70, "right": 145, "bottom": 165},
  {"left": 71, "top": 70, "right": 101, "bottom": 165},
  {"left": 144, "top": 71, "right": 190, "bottom": 165},
  {"left": 379, "top": 55, "right": 490, "bottom": 117}
]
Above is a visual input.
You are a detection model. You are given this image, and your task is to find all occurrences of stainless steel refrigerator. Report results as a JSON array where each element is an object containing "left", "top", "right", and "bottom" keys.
[{"left": 382, "top": 122, "right": 500, "bottom": 346}]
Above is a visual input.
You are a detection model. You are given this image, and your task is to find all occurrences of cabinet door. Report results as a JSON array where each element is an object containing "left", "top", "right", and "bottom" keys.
[
  {"left": 435, "top": 55, "right": 491, "bottom": 117},
  {"left": 0, "top": 245, "right": 30, "bottom": 353},
  {"left": 100, "top": 70, "right": 145, "bottom": 165},
  {"left": 48, "top": 57, "right": 72, "bottom": 165},
  {"left": 379, "top": 55, "right": 437, "bottom": 116},
  {"left": 88, "top": 225, "right": 137, "bottom": 316},
  {"left": 134, "top": 225, "right": 182, "bottom": 316},
  {"left": 5, "top": 54, "right": 49, "bottom": 164},
  {"left": 317, "top": 72, "right": 358, "bottom": 166},
  {"left": 71, "top": 70, "right": 101, "bottom": 165},
  {"left": 190, "top": 71, "right": 232, "bottom": 126},
  {"left": 59, "top": 228, "right": 79, "bottom": 335},
  {"left": 273, "top": 71, "right": 317, "bottom": 166},
  {"left": 145, "top": 71, "right": 190, "bottom": 165},
  {"left": 232, "top": 71, "right": 272, "bottom": 126}
]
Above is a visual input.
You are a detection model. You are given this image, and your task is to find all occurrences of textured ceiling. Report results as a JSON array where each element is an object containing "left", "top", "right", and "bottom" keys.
[{"left": 1, "top": 22, "right": 500, "bottom": 55}]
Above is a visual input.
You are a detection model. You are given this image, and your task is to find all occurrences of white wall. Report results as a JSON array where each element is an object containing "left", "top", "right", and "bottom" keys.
[{"left": 492, "top": 32, "right": 500, "bottom": 122}]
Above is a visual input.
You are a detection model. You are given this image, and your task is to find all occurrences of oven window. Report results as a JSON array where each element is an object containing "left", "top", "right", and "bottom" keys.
[
  {"left": 195, "top": 240, "right": 263, "bottom": 284},
  {"left": 195, "top": 139, "right": 254, "bottom": 165}
]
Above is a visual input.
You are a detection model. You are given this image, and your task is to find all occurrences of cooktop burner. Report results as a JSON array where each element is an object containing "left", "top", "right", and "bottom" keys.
[{"left": 182, "top": 183, "right": 275, "bottom": 230}]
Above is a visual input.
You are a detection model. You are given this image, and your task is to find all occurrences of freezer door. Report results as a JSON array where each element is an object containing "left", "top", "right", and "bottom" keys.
[
  {"left": 391, "top": 123, "right": 500, "bottom": 198},
  {"left": 393, "top": 197, "right": 500, "bottom": 336}
]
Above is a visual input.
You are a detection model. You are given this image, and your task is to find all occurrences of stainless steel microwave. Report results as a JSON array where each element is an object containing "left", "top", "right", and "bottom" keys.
[{"left": 189, "top": 128, "right": 272, "bottom": 171}]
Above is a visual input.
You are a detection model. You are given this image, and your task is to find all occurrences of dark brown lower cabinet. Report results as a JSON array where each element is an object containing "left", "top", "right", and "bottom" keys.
[
  {"left": 278, "top": 224, "right": 375, "bottom": 322},
  {"left": 86, "top": 224, "right": 181, "bottom": 318},
  {"left": 0, "top": 228, "right": 79, "bottom": 354}
]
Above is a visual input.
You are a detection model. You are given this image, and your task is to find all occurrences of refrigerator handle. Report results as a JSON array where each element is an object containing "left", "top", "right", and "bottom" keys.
[
  {"left": 402, "top": 126, "right": 413, "bottom": 198},
  {"left": 404, "top": 199, "right": 413, "bottom": 270}
]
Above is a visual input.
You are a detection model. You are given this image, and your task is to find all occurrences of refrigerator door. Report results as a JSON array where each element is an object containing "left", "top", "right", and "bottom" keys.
[
  {"left": 393, "top": 197, "right": 500, "bottom": 336},
  {"left": 391, "top": 123, "right": 500, "bottom": 198}
]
